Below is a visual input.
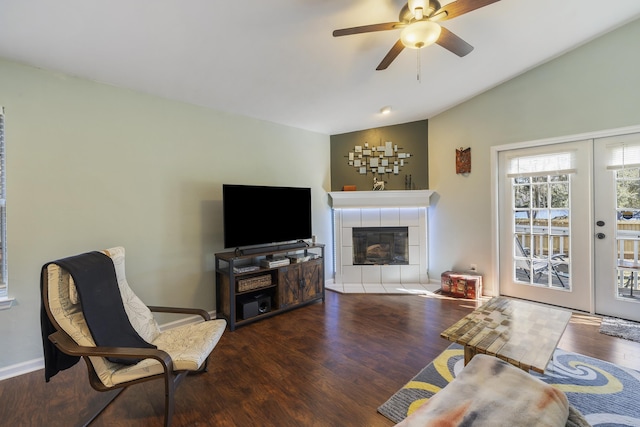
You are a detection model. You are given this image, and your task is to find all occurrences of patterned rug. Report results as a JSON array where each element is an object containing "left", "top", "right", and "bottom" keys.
[
  {"left": 600, "top": 317, "right": 640, "bottom": 344},
  {"left": 378, "top": 343, "right": 640, "bottom": 426}
]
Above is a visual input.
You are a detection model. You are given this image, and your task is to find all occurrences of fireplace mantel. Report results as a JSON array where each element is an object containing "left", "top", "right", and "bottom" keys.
[
  {"left": 328, "top": 190, "right": 434, "bottom": 209},
  {"left": 328, "top": 190, "right": 435, "bottom": 286}
]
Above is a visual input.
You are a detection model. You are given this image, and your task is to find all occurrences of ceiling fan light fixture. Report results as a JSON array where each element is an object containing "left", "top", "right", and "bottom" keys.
[
  {"left": 408, "top": 0, "right": 429, "bottom": 18},
  {"left": 400, "top": 21, "right": 441, "bottom": 49}
]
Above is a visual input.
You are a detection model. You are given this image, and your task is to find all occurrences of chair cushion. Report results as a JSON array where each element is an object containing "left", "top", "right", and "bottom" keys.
[
  {"left": 68, "top": 276, "right": 79, "bottom": 305},
  {"left": 394, "top": 354, "right": 569, "bottom": 427},
  {"left": 104, "top": 247, "right": 161, "bottom": 344},
  {"left": 108, "top": 319, "right": 226, "bottom": 385}
]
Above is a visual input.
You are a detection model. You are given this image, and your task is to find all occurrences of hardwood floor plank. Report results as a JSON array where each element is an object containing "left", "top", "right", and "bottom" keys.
[{"left": 1, "top": 292, "right": 639, "bottom": 426}]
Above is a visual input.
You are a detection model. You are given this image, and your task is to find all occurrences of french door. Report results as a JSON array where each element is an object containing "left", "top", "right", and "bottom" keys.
[
  {"left": 498, "top": 140, "right": 592, "bottom": 312},
  {"left": 594, "top": 132, "right": 640, "bottom": 322},
  {"left": 498, "top": 131, "right": 640, "bottom": 322}
]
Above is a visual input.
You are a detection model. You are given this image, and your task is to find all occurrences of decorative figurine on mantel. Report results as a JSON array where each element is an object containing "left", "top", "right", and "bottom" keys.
[{"left": 373, "top": 177, "right": 385, "bottom": 191}]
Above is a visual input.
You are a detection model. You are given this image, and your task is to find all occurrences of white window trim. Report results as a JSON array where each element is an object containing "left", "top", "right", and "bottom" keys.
[{"left": 0, "top": 106, "right": 10, "bottom": 310}]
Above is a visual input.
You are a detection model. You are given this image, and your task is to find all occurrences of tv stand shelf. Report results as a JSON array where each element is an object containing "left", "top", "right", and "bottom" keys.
[{"left": 215, "top": 243, "right": 325, "bottom": 331}]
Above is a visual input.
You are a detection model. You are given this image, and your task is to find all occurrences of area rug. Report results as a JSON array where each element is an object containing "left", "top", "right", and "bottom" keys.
[
  {"left": 600, "top": 317, "right": 640, "bottom": 344},
  {"left": 378, "top": 343, "right": 640, "bottom": 426}
]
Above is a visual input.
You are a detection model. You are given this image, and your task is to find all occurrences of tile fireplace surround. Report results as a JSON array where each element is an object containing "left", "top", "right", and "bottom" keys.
[{"left": 327, "top": 190, "right": 438, "bottom": 294}]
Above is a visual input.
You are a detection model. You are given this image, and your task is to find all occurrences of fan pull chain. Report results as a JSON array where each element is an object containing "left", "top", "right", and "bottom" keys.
[{"left": 417, "top": 49, "right": 421, "bottom": 83}]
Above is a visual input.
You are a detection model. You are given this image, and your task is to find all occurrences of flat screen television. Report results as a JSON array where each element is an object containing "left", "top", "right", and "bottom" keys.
[{"left": 222, "top": 184, "right": 312, "bottom": 250}]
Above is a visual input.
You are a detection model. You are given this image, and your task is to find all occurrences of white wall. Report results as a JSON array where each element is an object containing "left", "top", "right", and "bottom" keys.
[
  {"left": 428, "top": 18, "right": 640, "bottom": 295},
  {"left": 0, "top": 58, "right": 332, "bottom": 370}
]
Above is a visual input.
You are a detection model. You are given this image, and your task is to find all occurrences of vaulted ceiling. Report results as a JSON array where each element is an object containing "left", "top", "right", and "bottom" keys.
[{"left": 1, "top": 0, "right": 640, "bottom": 135}]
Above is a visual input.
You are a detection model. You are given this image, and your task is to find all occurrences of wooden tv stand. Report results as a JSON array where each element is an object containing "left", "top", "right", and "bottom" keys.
[{"left": 215, "top": 244, "right": 325, "bottom": 331}]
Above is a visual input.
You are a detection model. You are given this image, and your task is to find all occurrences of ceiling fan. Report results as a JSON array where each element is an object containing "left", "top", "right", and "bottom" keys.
[{"left": 333, "top": 0, "right": 500, "bottom": 70}]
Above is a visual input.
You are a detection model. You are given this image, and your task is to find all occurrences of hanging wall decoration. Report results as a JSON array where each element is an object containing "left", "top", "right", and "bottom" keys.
[
  {"left": 456, "top": 147, "right": 471, "bottom": 174},
  {"left": 347, "top": 141, "right": 411, "bottom": 176}
]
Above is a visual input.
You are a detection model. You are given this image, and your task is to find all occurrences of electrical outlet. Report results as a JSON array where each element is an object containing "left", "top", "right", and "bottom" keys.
[{"left": 470, "top": 264, "right": 477, "bottom": 272}]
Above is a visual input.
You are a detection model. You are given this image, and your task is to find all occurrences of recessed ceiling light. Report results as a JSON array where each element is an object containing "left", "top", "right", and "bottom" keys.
[{"left": 380, "top": 106, "right": 392, "bottom": 115}]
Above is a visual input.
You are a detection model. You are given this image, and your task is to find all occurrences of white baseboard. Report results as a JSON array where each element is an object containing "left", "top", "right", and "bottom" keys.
[
  {"left": 0, "top": 358, "right": 44, "bottom": 381},
  {"left": 0, "top": 310, "right": 217, "bottom": 382}
]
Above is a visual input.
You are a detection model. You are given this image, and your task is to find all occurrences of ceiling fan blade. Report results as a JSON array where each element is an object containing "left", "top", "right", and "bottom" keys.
[
  {"left": 436, "top": 27, "right": 474, "bottom": 57},
  {"left": 437, "top": 0, "right": 500, "bottom": 21},
  {"left": 376, "top": 39, "right": 405, "bottom": 70},
  {"left": 333, "top": 22, "right": 403, "bottom": 37}
]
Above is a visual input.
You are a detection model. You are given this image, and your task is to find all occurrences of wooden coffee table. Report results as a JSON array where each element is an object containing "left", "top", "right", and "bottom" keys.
[{"left": 440, "top": 296, "right": 572, "bottom": 373}]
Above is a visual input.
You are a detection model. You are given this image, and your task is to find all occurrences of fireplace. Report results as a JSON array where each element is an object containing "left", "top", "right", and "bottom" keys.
[
  {"left": 328, "top": 190, "right": 434, "bottom": 285},
  {"left": 352, "top": 227, "right": 409, "bottom": 265}
]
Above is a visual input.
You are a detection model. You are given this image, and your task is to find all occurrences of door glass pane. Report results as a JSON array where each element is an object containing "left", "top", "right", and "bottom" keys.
[
  {"left": 532, "top": 183, "right": 548, "bottom": 208},
  {"left": 512, "top": 173, "right": 570, "bottom": 289},
  {"left": 514, "top": 185, "right": 530, "bottom": 208}
]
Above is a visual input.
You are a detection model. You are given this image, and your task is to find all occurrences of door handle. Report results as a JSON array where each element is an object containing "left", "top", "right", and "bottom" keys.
[{"left": 596, "top": 233, "right": 606, "bottom": 239}]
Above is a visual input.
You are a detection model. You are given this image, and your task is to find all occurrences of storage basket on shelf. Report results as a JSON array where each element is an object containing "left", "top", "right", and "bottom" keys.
[{"left": 237, "top": 274, "right": 272, "bottom": 292}]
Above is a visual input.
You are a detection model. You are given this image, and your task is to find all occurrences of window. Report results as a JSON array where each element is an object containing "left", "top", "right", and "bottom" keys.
[{"left": 0, "top": 107, "right": 8, "bottom": 307}]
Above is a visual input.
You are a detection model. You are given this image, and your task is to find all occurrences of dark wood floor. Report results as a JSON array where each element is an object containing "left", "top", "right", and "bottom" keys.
[{"left": 2, "top": 291, "right": 640, "bottom": 426}]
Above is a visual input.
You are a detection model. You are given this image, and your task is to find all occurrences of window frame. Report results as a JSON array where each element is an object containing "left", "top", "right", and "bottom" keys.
[{"left": 0, "top": 107, "right": 10, "bottom": 308}]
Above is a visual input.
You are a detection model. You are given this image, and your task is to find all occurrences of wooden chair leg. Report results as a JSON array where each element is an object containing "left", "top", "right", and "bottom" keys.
[
  {"left": 164, "top": 383, "right": 174, "bottom": 427},
  {"left": 77, "top": 388, "right": 124, "bottom": 427},
  {"left": 164, "top": 372, "right": 188, "bottom": 427}
]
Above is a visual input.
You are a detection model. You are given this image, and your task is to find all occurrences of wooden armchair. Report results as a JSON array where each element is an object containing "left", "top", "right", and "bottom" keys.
[{"left": 40, "top": 247, "right": 226, "bottom": 426}]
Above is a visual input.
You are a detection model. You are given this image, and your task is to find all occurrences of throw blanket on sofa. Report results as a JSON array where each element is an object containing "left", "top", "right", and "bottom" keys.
[
  {"left": 43, "top": 251, "right": 155, "bottom": 368},
  {"left": 395, "top": 354, "right": 569, "bottom": 427}
]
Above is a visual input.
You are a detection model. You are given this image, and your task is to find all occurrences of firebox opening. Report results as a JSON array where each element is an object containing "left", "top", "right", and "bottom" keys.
[{"left": 352, "top": 226, "right": 409, "bottom": 265}]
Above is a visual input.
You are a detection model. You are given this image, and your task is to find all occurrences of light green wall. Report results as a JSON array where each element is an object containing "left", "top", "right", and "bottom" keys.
[
  {"left": 0, "top": 59, "right": 332, "bottom": 369},
  {"left": 428, "top": 18, "right": 640, "bottom": 292}
]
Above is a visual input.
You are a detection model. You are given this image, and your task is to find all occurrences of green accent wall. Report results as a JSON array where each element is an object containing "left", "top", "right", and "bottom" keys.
[{"left": 330, "top": 120, "right": 428, "bottom": 191}]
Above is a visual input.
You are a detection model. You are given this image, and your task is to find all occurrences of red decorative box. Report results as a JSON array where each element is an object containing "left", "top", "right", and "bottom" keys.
[{"left": 441, "top": 271, "right": 483, "bottom": 299}]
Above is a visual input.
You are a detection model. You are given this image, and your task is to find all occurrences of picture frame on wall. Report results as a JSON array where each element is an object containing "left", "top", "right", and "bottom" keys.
[{"left": 456, "top": 147, "right": 471, "bottom": 174}]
